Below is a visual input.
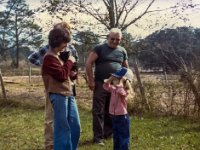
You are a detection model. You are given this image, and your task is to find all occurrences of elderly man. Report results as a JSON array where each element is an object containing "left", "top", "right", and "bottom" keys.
[{"left": 86, "top": 28, "right": 129, "bottom": 146}]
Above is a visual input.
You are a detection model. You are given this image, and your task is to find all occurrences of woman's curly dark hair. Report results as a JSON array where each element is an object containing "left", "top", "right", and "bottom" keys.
[{"left": 48, "top": 28, "right": 71, "bottom": 48}]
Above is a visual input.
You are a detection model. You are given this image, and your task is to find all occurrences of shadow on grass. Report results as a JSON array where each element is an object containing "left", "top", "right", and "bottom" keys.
[
  {"left": 150, "top": 116, "right": 200, "bottom": 137},
  {"left": 184, "top": 126, "right": 200, "bottom": 132},
  {"left": 79, "top": 138, "right": 94, "bottom": 147},
  {"left": 154, "top": 126, "right": 200, "bottom": 138}
]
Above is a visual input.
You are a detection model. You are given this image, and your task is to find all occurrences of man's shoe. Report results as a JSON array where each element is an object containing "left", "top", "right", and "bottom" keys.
[
  {"left": 94, "top": 140, "right": 105, "bottom": 146},
  {"left": 104, "top": 134, "right": 113, "bottom": 139}
]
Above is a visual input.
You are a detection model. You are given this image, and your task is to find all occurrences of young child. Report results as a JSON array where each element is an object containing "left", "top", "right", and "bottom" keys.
[{"left": 103, "top": 67, "right": 134, "bottom": 150}]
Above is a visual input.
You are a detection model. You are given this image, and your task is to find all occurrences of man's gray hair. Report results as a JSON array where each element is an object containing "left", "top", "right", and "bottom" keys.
[{"left": 109, "top": 28, "right": 122, "bottom": 37}]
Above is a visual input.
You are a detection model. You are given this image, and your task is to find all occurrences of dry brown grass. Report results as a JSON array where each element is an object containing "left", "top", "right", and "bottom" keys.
[
  {"left": 1, "top": 72, "right": 198, "bottom": 117},
  {"left": 1, "top": 76, "right": 45, "bottom": 107}
]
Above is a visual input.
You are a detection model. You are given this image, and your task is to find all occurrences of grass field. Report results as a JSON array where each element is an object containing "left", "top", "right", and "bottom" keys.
[
  {"left": 1, "top": 101, "right": 200, "bottom": 150},
  {"left": 0, "top": 75, "right": 200, "bottom": 150}
]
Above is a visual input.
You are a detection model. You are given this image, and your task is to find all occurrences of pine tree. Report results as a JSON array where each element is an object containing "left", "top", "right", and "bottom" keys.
[{"left": 4, "top": 0, "right": 43, "bottom": 68}]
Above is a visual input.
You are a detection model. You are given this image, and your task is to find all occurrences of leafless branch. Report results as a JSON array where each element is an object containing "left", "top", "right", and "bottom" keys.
[
  {"left": 121, "top": 0, "right": 138, "bottom": 28},
  {"left": 122, "top": 0, "right": 155, "bottom": 30}
]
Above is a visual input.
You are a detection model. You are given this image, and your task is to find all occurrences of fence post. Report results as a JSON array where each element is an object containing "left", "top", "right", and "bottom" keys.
[
  {"left": 0, "top": 69, "right": 7, "bottom": 100},
  {"left": 29, "top": 65, "right": 32, "bottom": 84}
]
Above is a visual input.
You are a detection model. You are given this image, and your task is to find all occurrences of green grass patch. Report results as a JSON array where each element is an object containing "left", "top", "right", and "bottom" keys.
[
  {"left": 0, "top": 106, "right": 44, "bottom": 150},
  {"left": 0, "top": 101, "right": 200, "bottom": 150},
  {"left": 132, "top": 116, "right": 200, "bottom": 150}
]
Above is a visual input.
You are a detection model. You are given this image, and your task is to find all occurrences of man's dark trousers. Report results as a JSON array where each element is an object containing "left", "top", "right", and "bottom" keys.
[{"left": 92, "top": 81, "right": 113, "bottom": 142}]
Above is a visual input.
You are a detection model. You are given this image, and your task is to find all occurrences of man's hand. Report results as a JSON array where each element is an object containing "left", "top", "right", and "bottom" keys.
[
  {"left": 85, "top": 51, "right": 98, "bottom": 91},
  {"left": 70, "top": 70, "right": 78, "bottom": 81},
  {"left": 68, "top": 56, "right": 76, "bottom": 63},
  {"left": 71, "top": 62, "right": 78, "bottom": 71},
  {"left": 88, "top": 80, "right": 95, "bottom": 91}
]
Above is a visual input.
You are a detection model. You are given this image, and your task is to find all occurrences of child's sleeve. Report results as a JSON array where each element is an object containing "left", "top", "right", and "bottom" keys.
[{"left": 116, "top": 87, "right": 128, "bottom": 97}]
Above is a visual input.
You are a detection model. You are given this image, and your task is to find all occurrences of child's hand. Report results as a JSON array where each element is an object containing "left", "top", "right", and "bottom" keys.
[
  {"left": 104, "top": 76, "right": 114, "bottom": 83},
  {"left": 104, "top": 79, "right": 109, "bottom": 83}
]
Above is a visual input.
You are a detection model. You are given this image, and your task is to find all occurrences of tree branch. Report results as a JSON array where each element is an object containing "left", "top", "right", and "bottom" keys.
[
  {"left": 122, "top": 0, "right": 155, "bottom": 30},
  {"left": 121, "top": 0, "right": 139, "bottom": 28}
]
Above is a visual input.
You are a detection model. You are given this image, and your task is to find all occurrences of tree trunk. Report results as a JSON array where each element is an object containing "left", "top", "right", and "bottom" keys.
[
  {"left": 15, "top": 13, "right": 19, "bottom": 68},
  {"left": 189, "top": 83, "right": 200, "bottom": 107},
  {"left": 132, "top": 60, "right": 150, "bottom": 111},
  {"left": 183, "top": 72, "right": 200, "bottom": 108},
  {"left": 0, "top": 69, "right": 7, "bottom": 100}
]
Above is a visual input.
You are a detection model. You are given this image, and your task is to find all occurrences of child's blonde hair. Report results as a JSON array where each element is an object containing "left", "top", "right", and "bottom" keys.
[{"left": 122, "top": 77, "right": 134, "bottom": 98}]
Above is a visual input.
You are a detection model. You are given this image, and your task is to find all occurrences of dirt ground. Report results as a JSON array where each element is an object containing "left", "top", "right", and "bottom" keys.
[{"left": 1, "top": 75, "right": 92, "bottom": 109}]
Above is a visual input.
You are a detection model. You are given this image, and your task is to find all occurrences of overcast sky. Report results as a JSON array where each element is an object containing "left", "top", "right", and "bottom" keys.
[
  {"left": 2, "top": 0, "right": 197, "bottom": 39},
  {"left": 25, "top": 0, "right": 200, "bottom": 37}
]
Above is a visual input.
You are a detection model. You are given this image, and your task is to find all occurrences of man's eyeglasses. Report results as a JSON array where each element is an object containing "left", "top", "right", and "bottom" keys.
[{"left": 110, "top": 38, "right": 121, "bottom": 42}]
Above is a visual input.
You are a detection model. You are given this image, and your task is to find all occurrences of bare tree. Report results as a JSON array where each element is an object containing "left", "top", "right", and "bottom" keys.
[
  {"left": 69, "top": 0, "right": 199, "bottom": 31},
  {"left": 38, "top": 0, "right": 200, "bottom": 33}
]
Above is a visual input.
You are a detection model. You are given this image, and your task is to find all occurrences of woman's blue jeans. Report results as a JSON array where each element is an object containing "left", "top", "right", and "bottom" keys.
[{"left": 49, "top": 93, "right": 80, "bottom": 150}]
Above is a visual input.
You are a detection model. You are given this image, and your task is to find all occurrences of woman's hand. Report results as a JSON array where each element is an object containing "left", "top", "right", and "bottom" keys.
[{"left": 68, "top": 56, "right": 76, "bottom": 63}]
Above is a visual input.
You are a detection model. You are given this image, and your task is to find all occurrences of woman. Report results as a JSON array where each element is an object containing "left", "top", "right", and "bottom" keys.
[
  {"left": 42, "top": 27, "right": 80, "bottom": 150},
  {"left": 28, "top": 21, "right": 79, "bottom": 150}
]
